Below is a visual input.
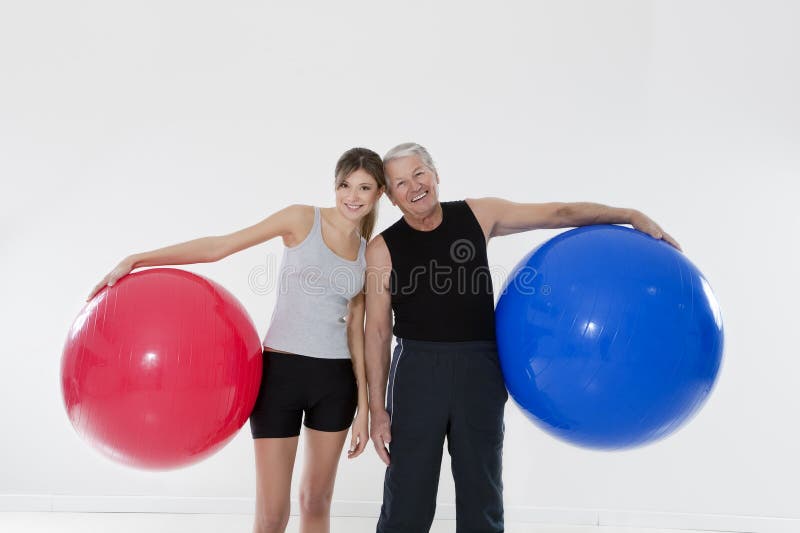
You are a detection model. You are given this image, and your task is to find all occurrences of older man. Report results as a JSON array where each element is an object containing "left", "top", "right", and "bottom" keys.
[{"left": 364, "top": 143, "right": 679, "bottom": 533}]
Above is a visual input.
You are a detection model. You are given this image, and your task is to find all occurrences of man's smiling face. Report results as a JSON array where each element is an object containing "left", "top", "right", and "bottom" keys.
[{"left": 385, "top": 154, "right": 440, "bottom": 217}]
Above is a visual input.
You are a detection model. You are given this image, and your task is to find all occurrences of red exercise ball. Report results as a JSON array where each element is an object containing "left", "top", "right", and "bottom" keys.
[{"left": 61, "top": 268, "right": 263, "bottom": 470}]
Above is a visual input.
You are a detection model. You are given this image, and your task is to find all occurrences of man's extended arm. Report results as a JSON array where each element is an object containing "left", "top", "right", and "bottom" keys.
[{"left": 466, "top": 198, "right": 681, "bottom": 250}]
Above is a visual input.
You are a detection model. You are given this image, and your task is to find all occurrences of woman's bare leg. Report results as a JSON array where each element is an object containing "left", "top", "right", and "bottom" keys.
[
  {"left": 298, "top": 427, "right": 349, "bottom": 533},
  {"left": 252, "top": 437, "right": 299, "bottom": 533}
]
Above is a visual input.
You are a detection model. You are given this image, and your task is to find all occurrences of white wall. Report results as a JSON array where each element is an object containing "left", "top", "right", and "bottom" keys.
[{"left": 1, "top": 0, "right": 798, "bottom": 528}]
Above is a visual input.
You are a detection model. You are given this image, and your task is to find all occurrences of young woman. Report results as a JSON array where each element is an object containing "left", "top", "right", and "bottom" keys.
[{"left": 88, "top": 147, "right": 386, "bottom": 533}]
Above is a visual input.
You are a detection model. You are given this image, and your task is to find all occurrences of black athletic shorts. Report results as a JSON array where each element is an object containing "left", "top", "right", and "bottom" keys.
[{"left": 249, "top": 350, "right": 358, "bottom": 438}]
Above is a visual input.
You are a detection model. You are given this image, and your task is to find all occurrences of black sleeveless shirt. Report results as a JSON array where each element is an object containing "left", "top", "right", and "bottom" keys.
[{"left": 381, "top": 200, "right": 496, "bottom": 341}]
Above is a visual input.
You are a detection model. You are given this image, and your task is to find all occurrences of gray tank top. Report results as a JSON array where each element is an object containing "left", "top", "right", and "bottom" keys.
[{"left": 262, "top": 206, "right": 367, "bottom": 359}]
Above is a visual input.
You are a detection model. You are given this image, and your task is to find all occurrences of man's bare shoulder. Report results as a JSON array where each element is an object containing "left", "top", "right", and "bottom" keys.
[
  {"left": 465, "top": 197, "right": 507, "bottom": 240},
  {"left": 465, "top": 196, "right": 507, "bottom": 212},
  {"left": 366, "top": 234, "right": 391, "bottom": 267}
]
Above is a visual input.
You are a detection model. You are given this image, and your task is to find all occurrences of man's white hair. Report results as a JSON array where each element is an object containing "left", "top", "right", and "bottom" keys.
[{"left": 383, "top": 142, "right": 437, "bottom": 174}]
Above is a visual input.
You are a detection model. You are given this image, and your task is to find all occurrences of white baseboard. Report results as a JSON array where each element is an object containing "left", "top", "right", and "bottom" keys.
[
  {"left": 0, "top": 495, "right": 52, "bottom": 512},
  {"left": 1, "top": 495, "right": 798, "bottom": 533},
  {"left": 597, "top": 509, "right": 800, "bottom": 533},
  {"left": 52, "top": 495, "right": 252, "bottom": 514}
]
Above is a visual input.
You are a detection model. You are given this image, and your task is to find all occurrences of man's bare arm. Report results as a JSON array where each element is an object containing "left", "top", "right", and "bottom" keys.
[
  {"left": 466, "top": 197, "right": 681, "bottom": 250},
  {"left": 364, "top": 235, "right": 394, "bottom": 465}
]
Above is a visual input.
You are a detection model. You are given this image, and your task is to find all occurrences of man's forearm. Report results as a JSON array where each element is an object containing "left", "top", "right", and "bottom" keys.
[
  {"left": 365, "top": 332, "right": 391, "bottom": 413},
  {"left": 560, "top": 202, "right": 637, "bottom": 228}
]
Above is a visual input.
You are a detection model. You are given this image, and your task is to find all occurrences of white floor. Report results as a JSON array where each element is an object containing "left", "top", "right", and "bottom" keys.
[{"left": 0, "top": 513, "right": 734, "bottom": 533}]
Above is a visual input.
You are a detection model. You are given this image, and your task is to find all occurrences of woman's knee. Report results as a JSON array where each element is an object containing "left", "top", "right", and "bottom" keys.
[
  {"left": 253, "top": 507, "right": 290, "bottom": 533},
  {"left": 298, "top": 486, "right": 333, "bottom": 517}
]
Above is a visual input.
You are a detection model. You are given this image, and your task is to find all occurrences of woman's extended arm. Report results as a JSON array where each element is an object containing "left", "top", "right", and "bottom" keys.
[{"left": 87, "top": 204, "right": 307, "bottom": 300}]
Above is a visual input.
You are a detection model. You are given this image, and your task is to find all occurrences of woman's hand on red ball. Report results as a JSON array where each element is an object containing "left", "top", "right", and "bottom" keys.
[{"left": 87, "top": 257, "right": 135, "bottom": 301}]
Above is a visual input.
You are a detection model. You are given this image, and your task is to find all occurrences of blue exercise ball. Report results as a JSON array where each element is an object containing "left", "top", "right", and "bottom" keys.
[{"left": 496, "top": 225, "right": 723, "bottom": 450}]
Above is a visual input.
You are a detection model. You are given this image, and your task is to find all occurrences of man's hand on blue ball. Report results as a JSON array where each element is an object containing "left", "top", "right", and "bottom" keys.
[{"left": 630, "top": 210, "right": 682, "bottom": 251}]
